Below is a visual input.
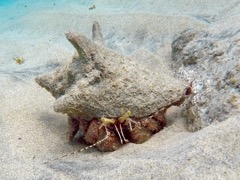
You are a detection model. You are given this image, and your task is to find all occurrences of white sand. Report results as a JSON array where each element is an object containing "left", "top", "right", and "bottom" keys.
[{"left": 1, "top": 0, "right": 240, "bottom": 179}]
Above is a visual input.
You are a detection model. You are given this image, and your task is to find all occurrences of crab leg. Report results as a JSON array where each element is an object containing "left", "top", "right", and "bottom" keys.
[
  {"left": 127, "top": 118, "right": 139, "bottom": 131},
  {"left": 80, "top": 126, "right": 110, "bottom": 152},
  {"left": 68, "top": 116, "right": 80, "bottom": 141}
]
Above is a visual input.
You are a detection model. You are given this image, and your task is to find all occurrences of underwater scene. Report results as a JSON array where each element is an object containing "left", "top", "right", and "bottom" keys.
[{"left": 1, "top": 0, "right": 240, "bottom": 179}]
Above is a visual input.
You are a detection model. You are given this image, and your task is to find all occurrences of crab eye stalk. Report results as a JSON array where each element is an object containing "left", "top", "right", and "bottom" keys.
[
  {"left": 119, "top": 110, "right": 132, "bottom": 123},
  {"left": 100, "top": 117, "right": 116, "bottom": 125}
]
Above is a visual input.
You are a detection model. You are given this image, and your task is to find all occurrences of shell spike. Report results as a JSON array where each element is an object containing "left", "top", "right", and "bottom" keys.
[{"left": 92, "top": 21, "right": 105, "bottom": 45}]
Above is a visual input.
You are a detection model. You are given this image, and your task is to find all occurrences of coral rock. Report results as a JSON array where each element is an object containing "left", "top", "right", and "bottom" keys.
[{"left": 171, "top": 18, "right": 240, "bottom": 130}]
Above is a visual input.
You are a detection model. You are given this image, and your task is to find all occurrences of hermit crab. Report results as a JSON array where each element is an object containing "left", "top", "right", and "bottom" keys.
[{"left": 36, "top": 21, "right": 193, "bottom": 152}]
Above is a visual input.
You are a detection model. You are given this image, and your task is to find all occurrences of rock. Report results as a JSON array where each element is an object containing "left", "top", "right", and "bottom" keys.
[{"left": 171, "top": 19, "right": 240, "bottom": 131}]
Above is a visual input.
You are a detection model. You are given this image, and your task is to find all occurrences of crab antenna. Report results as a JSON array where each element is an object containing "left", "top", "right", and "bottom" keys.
[
  {"left": 114, "top": 125, "right": 123, "bottom": 144},
  {"left": 128, "top": 120, "right": 133, "bottom": 131},
  {"left": 44, "top": 127, "right": 110, "bottom": 164},
  {"left": 119, "top": 124, "right": 129, "bottom": 143}
]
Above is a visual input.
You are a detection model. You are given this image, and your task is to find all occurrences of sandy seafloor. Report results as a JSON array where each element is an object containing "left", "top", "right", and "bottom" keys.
[{"left": 0, "top": 0, "right": 240, "bottom": 179}]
